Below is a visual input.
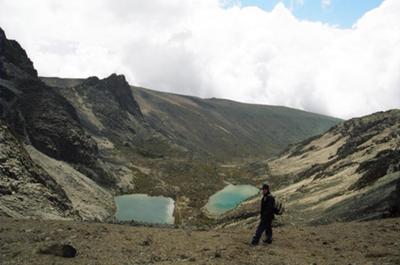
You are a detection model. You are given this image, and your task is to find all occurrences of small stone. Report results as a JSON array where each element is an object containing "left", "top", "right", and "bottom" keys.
[{"left": 178, "top": 254, "right": 189, "bottom": 260}]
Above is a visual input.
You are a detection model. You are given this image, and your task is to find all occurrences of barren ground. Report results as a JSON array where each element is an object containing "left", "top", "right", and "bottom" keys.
[{"left": 1, "top": 217, "right": 400, "bottom": 265}]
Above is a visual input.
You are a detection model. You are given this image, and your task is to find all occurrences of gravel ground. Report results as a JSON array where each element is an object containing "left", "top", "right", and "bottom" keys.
[{"left": 1, "top": 217, "right": 400, "bottom": 265}]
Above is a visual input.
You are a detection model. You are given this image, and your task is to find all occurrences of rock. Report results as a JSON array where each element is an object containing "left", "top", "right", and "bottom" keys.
[
  {"left": 140, "top": 238, "right": 152, "bottom": 246},
  {"left": 178, "top": 254, "right": 189, "bottom": 260},
  {"left": 38, "top": 244, "right": 77, "bottom": 258}
]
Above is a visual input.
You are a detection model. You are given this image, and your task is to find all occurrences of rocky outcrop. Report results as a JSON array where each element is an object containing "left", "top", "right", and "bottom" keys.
[
  {"left": 0, "top": 27, "right": 114, "bottom": 186},
  {"left": 0, "top": 28, "right": 37, "bottom": 79},
  {"left": 96, "top": 74, "right": 143, "bottom": 118},
  {"left": 0, "top": 27, "right": 117, "bottom": 221},
  {"left": 74, "top": 74, "right": 143, "bottom": 136},
  {"left": 0, "top": 120, "right": 75, "bottom": 219}
]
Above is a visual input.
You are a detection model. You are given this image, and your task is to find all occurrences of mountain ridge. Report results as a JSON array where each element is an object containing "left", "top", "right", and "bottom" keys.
[{"left": 42, "top": 75, "right": 341, "bottom": 160}]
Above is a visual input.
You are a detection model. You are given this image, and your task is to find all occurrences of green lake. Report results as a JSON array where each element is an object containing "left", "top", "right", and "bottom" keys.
[
  {"left": 205, "top": 184, "right": 259, "bottom": 215},
  {"left": 114, "top": 194, "right": 175, "bottom": 224}
]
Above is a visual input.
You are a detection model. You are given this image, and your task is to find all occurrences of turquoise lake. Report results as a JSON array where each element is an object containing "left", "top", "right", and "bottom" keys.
[
  {"left": 114, "top": 194, "right": 175, "bottom": 224},
  {"left": 205, "top": 184, "right": 259, "bottom": 215}
]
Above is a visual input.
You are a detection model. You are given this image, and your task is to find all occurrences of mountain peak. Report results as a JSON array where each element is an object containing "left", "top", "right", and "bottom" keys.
[
  {"left": 103, "top": 73, "right": 129, "bottom": 88},
  {"left": 79, "top": 73, "right": 143, "bottom": 119},
  {"left": 0, "top": 27, "right": 6, "bottom": 40},
  {"left": 0, "top": 27, "right": 37, "bottom": 79}
]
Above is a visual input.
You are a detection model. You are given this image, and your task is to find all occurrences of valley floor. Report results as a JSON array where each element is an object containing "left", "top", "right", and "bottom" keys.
[{"left": 1, "top": 217, "right": 400, "bottom": 265}]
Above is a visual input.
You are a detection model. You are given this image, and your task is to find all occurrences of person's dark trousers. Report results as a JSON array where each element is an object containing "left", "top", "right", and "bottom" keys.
[{"left": 251, "top": 218, "right": 272, "bottom": 245}]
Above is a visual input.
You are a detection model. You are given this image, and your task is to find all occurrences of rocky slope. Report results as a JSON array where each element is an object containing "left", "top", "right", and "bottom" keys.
[
  {"left": 0, "top": 28, "right": 116, "bottom": 220},
  {"left": 0, "top": 98, "right": 114, "bottom": 221},
  {"left": 0, "top": 28, "right": 112, "bottom": 187},
  {"left": 219, "top": 109, "right": 400, "bottom": 227},
  {"left": 0, "top": 120, "right": 74, "bottom": 219}
]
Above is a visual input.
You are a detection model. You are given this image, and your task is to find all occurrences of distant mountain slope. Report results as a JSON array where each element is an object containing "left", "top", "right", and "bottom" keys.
[
  {"left": 42, "top": 77, "right": 341, "bottom": 160},
  {"left": 132, "top": 87, "right": 341, "bottom": 159},
  {"left": 220, "top": 110, "right": 400, "bottom": 226}
]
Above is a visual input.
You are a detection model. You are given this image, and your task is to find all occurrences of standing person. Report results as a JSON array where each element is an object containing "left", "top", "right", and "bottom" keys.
[{"left": 251, "top": 183, "right": 275, "bottom": 246}]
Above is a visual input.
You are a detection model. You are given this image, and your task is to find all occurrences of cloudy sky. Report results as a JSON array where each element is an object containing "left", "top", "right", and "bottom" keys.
[{"left": 0, "top": 0, "right": 399, "bottom": 119}]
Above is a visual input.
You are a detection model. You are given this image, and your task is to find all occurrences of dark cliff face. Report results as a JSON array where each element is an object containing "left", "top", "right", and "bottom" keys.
[
  {"left": 0, "top": 27, "right": 114, "bottom": 186},
  {"left": 0, "top": 120, "right": 76, "bottom": 218},
  {"left": 17, "top": 80, "right": 98, "bottom": 163},
  {"left": 0, "top": 28, "right": 37, "bottom": 79},
  {"left": 79, "top": 74, "right": 143, "bottom": 119},
  {"left": 101, "top": 74, "right": 143, "bottom": 118}
]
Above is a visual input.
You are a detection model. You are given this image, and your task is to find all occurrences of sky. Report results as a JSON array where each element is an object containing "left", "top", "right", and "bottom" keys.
[
  {"left": 0, "top": 0, "right": 399, "bottom": 119},
  {"left": 239, "top": 0, "right": 384, "bottom": 27}
]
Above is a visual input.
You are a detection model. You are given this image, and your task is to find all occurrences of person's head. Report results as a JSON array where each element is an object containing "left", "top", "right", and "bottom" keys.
[{"left": 261, "top": 184, "right": 270, "bottom": 195}]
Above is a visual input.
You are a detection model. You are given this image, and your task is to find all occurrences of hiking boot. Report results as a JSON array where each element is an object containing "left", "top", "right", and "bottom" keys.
[{"left": 263, "top": 239, "right": 272, "bottom": 244}]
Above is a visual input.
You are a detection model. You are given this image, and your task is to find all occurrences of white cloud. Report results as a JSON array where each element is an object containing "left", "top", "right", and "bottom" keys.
[
  {"left": 289, "top": 0, "right": 305, "bottom": 11},
  {"left": 321, "top": 0, "right": 331, "bottom": 9},
  {"left": 0, "top": 0, "right": 399, "bottom": 119}
]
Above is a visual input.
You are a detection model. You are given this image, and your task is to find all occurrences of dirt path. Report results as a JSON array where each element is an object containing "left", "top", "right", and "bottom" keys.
[{"left": 1, "top": 217, "right": 399, "bottom": 265}]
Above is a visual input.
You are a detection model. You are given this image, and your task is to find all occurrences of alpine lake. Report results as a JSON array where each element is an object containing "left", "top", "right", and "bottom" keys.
[
  {"left": 114, "top": 194, "right": 175, "bottom": 224},
  {"left": 205, "top": 184, "right": 260, "bottom": 215},
  {"left": 114, "top": 184, "right": 259, "bottom": 224}
]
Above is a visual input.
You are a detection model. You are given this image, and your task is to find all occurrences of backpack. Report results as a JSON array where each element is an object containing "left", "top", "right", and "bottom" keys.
[{"left": 274, "top": 200, "right": 284, "bottom": 215}]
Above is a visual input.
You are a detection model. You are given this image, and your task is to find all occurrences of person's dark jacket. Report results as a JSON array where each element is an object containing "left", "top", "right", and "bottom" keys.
[{"left": 260, "top": 193, "right": 275, "bottom": 221}]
